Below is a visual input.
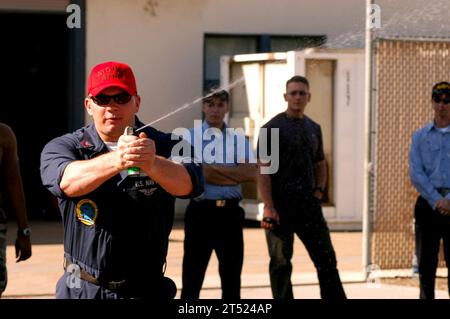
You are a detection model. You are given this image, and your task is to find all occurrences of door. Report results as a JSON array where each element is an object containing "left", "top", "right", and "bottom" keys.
[
  {"left": 305, "top": 59, "right": 335, "bottom": 206},
  {"left": 0, "top": 12, "right": 70, "bottom": 219}
]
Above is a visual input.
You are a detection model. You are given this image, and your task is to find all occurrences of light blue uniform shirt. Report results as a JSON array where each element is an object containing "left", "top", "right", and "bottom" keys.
[
  {"left": 190, "top": 121, "right": 255, "bottom": 200},
  {"left": 409, "top": 121, "right": 450, "bottom": 209}
]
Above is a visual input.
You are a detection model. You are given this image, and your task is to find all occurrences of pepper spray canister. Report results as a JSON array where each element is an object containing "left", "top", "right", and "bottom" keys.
[{"left": 124, "top": 126, "right": 140, "bottom": 176}]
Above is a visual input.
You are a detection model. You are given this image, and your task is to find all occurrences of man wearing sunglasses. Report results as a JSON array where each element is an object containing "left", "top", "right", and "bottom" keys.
[
  {"left": 257, "top": 75, "right": 346, "bottom": 300},
  {"left": 40, "top": 61, "right": 203, "bottom": 299},
  {"left": 409, "top": 81, "right": 450, "bottom": 299}
]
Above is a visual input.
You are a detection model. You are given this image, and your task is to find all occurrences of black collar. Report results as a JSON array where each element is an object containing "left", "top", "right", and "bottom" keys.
[
  {"left": 76, "top": 117, "right": 149, "bottom": 155},
  {"left": 76, "top": 123, "right": 108, "bottom": 155}
]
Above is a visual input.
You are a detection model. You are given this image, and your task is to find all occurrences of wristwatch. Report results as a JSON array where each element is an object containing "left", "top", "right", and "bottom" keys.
[{"left": 18, "top": 227, "right": 32, "bottom": 237}]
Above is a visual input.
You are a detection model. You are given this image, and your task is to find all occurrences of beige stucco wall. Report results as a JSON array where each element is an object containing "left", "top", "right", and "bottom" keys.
[
  {"left": 85, "top": 0, "right": 205, "bottom": 131},
  {"left": 85, "top": 0, "right": 450, "bottom": 131},
  {"left": 85, "top": 0, "right": 369, "bottom": 131}
]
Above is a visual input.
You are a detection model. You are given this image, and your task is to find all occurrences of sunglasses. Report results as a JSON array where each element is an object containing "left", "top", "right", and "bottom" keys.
[
  {"left": 288, "top": 90, "right": 308, "bottom": 97},
  {"left": 432, "top": 95, "right": 450, "bottom": 104},
  {"left": 90, "top": 92, "right": 133, "bottom": 106}
]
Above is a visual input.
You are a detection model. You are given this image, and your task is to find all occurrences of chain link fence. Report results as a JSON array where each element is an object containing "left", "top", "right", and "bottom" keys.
[{"left": 371, "top": 38, "right": 450, "bottom": 270}]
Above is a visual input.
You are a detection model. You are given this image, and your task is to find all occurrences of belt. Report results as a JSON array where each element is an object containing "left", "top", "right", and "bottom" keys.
[
  {"left": 63, "top": 258, "right": 127, "bottom": 291},
  {"left": 195, "top": 198, "right": 240, "bottom": 207},
  {"left": 437, "top": 187, "right": 450, "bottom": 196}
]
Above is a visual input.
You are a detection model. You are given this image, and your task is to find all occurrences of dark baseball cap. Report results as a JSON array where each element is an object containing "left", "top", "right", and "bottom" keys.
[
  {"left": 432, "top": 81, "right": 450, "bottom": 96},
  {"left": 202, "top": 89, "right": 229, "bottom": 103}
]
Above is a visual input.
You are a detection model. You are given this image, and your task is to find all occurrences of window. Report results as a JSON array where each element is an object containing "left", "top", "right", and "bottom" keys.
[{"left": 203, "top": 34, "right": 326, "bottom": 91}]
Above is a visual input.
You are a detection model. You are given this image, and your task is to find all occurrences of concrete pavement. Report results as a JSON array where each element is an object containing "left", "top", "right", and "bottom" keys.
[{"left": 1, "top": 220, "right": 448, "bottom": 299}]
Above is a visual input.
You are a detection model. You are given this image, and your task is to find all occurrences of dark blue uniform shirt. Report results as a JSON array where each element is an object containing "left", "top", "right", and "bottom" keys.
[{"left": 40, "top": 118, "right": 203, "bottom": 297}]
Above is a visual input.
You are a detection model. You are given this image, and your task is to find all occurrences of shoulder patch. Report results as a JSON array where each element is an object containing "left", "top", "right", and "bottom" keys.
[{"left": 76, "top": 199, "right": 98, "bottom": 226}]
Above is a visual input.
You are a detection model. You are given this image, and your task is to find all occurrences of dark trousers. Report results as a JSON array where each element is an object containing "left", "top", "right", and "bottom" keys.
[
  {"left": 266, "top": 195, "right": 346, "bottom": 300},
  {"left": 414, "top": 196, "right": 450, "bottom": 299},
  {"left": 56, "top": 272, "right": 120, "bottom": 299},
  {"left": 56, "top": 272, "right": 176, "bottom": 299},
  {"left": 181, "top": 200, "right": 244, "bottom": 299}
]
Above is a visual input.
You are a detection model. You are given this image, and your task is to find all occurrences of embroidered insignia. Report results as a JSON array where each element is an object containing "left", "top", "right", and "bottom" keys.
[
  {"left": 139, "top": 187, "right": 158, "bottom": 196},
  {"left": 76, "top": 199, "right": 98, "bottom": 226}
]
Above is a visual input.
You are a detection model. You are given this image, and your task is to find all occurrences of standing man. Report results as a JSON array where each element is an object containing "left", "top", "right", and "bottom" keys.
[
  {"left": 257, "top": 75, "right": 346, "bottom": 300},
  {"left": 40, "top": 61, "right": 203, "bottom": 299},
  {"left": 409, "top": 81, "right": 450, "bottom": 299},
  {"left": 0, "top": 123, "right": 32, "bottom": 298},
  {"left": 181, "top": 90, "right": 257, "bottom": 299}
]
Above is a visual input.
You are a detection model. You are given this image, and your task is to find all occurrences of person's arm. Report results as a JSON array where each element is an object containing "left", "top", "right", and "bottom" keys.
[
  {"left": 409, "top": 131, "right": 442, "bottom": 209},
  {"left": 203, "top": 163, "right": 257, "bottom": 185},
  {"left": 313, "top": 160, "right": 327, "bottom": 200},
  {"left": 145, "top": 156, "right": 193, "bottom": 196},
  {"left": 60, "top": 151, "right": 123, "bottom": 197},
  {"left": 2, "top": 138, "right": 29, "bottom": 229},
  {"left": 257, "top": 163, "right": 279, "bottom": 230},
  {"left": 1, "top": 126, "right": 31, "bottom": 262},
  {"left": 203, "top": 131, "right": 258, "bottom": 185},
  {"left": 61, "top": 132, "right": 193, "bottom": 198},
  {"left": 313, "top": 125, "right": 327, "bottom": 200},
  {"left": 4, "top": 167, "right": 29, "bottom": 228},
  {"left": 256, "top": 124, "right": 279, "bottom": 229}
]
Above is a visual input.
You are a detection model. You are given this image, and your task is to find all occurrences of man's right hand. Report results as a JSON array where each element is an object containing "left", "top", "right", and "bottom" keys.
[
  {"left": 116, "top": 132, "right": 139, "bottom": 170},
  {"left": 116, "top": 132, "right": 156, "bottom": 172},
  {"left": 261, "top": 206, "right": 280, "bottom": 230}
]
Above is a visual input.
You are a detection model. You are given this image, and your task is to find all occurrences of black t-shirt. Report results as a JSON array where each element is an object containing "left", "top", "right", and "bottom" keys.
[{"left": 258, "top": 112, "right": 324, "bottom": 201}]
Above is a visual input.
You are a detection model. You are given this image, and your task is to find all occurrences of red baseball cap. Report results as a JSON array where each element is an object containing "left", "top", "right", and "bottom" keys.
[{"left": 86, "top": 61, "right": 137, "bottom": 96}]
